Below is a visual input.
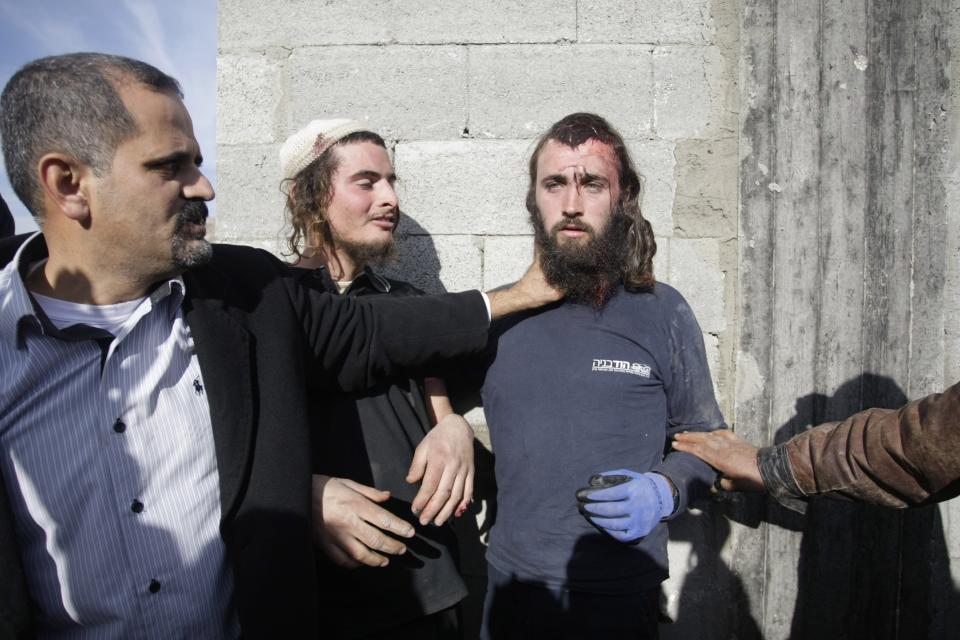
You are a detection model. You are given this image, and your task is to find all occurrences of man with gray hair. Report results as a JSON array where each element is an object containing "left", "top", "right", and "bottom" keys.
[{"left": 0, "top": 52, "right": 557, "bottom": 638}]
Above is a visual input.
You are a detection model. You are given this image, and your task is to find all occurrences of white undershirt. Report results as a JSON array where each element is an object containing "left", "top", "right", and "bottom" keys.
[{"left": 32, "top": 292, "right": 146, "bottom": 334}]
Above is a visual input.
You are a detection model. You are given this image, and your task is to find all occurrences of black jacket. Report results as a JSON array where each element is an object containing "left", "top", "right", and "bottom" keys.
[{"left": 0, "top": 237, "right": 488, "bottom": 638}]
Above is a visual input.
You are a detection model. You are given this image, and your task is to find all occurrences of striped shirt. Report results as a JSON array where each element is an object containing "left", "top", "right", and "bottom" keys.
[{"left": 0, "top": 233, "right": 239, "bottom": 638}]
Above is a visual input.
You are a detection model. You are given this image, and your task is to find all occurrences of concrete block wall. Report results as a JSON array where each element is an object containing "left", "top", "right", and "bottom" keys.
[
  {"left": 217, "top": 3, "right": 739, "bottom": 634},
  {"left": 215, "top": 3, "right": 960, "bottom": 637},
  {"left": 217, "top": 0, "right": 740, "bottom": 418}
]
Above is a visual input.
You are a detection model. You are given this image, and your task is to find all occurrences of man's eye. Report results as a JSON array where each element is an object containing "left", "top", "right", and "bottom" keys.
[
  {"left": 584, "top": 182, "right": 605, "bottom": 192},
  {"left": 543, "top": 181, "right": 563, "bottom": 192},
  {"left": 355, "top": 180, "right": 373, "bottom": 189}
]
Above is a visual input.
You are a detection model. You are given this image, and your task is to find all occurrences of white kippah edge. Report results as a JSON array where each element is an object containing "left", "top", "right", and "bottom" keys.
[{"left": 279, "top": 119, "right": 369, "bottom": 181}]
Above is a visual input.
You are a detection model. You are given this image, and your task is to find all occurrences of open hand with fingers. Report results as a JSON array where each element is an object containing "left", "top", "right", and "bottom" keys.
[
  {"left": 671, "top": 429, "right": 764, "bottom": 492},
  {"left": 575, "top": 469, "right": 675, "bottom": 543},
  {"left": 311, "top": 474, "right": 415, "bottom": 569},
  {"left": 406, "top": 413, "right": 475, "bottom": 526}
]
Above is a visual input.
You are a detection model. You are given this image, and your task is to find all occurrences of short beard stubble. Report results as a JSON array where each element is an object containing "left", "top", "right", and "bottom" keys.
[
  {"left": 335, "top": 233, "right": 397, "bottom": 271},
  {"left": 171, "top": 200, "right": 213, "bottom": 270},
  {"left": 532, "top": 206, "right": 631, "bottom": 308}
]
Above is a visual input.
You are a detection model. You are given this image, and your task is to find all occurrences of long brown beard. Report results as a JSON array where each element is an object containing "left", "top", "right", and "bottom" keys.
[{"left": 531, "top": 206, "right": 631, "bottom": 308}]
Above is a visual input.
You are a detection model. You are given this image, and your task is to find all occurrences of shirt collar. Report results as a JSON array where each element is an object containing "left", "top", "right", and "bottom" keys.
[
  {"left": 150, "top": 277, "right": 187, "bottom": 320},
  {"left": 0, "top": 232, "right": 188, "bottom": 346},
  {"left": 313, "top": 264, "right": 392, "bottom": 295},
  {"left": 1, "top": 232, "right": 46, "bottom": 346},
  {"left": 357, "top": 266, "right": 391, "bottom": 294}
]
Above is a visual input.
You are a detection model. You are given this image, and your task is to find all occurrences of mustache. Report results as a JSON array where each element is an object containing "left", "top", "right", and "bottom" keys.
[
  {"left": 177, "top": 201, "right": 209, "bottom": 227},
  {"left": 550, "top": 218, "right": 593, "bottom": 236}
]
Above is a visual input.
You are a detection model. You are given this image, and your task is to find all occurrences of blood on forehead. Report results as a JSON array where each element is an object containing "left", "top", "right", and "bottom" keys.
[{"left": 537, "top": 139, "right": 620, "bottom": 182}]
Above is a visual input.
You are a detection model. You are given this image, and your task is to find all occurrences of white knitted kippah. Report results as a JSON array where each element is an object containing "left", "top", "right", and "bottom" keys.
[{"left": 279, "top": 118, "right": 368, "bottom": 181}]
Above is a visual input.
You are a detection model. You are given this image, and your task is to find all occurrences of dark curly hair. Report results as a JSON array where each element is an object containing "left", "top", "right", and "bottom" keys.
[{"left": 525, "top": 112, "right": 657, "bottom": 292}]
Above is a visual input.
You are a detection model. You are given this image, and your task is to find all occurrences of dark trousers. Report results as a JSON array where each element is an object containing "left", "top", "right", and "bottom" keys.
[
  {"left": 356, "top": 605, "right": 460, "bottom": 640},
  {"left": 480, "top": 563, "right": 660, "bottom": 640}
]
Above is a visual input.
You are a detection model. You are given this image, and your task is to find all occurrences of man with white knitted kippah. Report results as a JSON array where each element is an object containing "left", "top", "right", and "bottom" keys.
[{"left": 279, "top": 119, "right": 470, "bottom": 639}]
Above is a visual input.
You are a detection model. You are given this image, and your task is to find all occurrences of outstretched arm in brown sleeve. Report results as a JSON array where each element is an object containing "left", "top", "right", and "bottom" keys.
[{"left": 673, "top": 381, "right": 960, "bottom": 510}]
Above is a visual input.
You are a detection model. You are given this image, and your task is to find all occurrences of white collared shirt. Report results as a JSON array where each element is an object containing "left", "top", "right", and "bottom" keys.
[{"left": 0, "top": 233, "right": 239, "bottom": 638}]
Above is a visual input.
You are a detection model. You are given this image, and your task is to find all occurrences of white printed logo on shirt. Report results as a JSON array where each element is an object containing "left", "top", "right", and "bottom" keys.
[{"left": 591, "top": 358, "right": 651, "bottom": 378}]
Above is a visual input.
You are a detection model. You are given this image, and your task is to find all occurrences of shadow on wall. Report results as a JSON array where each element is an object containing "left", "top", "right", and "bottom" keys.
[
  {"left": 708, "top": 373, "right": 960, "bottom": 639},
  {"left": 380, "top": 213, "right": 448, "bottom": 294},
  {"left": 662, "top": 506, "right": 763, "bottom": 640}
]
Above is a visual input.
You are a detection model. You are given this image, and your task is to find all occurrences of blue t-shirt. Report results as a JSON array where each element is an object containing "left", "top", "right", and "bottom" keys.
[{"left": 481, "top": 282, "right": 725, "bottom": 593}]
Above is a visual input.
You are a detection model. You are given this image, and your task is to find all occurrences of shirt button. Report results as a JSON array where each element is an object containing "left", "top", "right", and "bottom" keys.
[
  {"left": 148, "top": 579, "right": 161, "bottom": 594},
  {"left": 131, "top": 499, "right": 144, "bottom": 514},
  {"left": 112, "top": 419, "right": 126, "bottom": 434}
]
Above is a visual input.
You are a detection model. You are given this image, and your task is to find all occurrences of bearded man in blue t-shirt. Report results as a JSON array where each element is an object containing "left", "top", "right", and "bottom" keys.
[{"left": 478, "top": 113, "right": 726, "bottom": 639}]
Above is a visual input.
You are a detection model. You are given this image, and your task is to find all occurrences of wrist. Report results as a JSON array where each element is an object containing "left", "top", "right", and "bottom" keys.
[
  {"left": 757, "top": 445, "right": 808, "bottom": 514},
  {"left": 646, "top": 472, "right": 676, "bottom": 520}
]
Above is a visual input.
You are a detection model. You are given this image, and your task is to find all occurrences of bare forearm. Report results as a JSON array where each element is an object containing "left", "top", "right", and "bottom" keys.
[{"left": 424, "top": 377, "right": 454, "bottom": 424}]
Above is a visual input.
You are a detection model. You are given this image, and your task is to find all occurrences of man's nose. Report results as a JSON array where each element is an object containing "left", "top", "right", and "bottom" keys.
[
  {"left": 377, "top": 182, "right": 398, "bottom": 210},
  {"left": 184, "top": 170, "right": 215, "bottom": 202},
  {"left": 562, "top": 183, "right": 583, "bottom": 217}
]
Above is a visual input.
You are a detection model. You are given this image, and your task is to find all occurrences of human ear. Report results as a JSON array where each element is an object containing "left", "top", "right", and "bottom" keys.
[{"left": 38, "top": 153, "right": 90, "bottom": 222}]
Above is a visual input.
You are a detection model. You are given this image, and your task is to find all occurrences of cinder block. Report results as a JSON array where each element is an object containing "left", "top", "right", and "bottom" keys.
[
  {"left": 394, "top": 140, "right": 533, "bottom": 235},
  {"left": 578, "top": 0, "right": 714, "bottom": 44},
  {"left": 214, "top": 144, "right": 287, "bottom": 243},
  {"left": 462, "top": 406, "right": 489, "bottom": 436},
  {"left": 668, "top": 238, "right": 725, "bottom": 333},
  {"left": 219, "top": 0, "right": 576, "bottom": 48},
  {"left": 483, "top": 236, "right": 534, "bottom": 291},
  {"left": 702, "top": 331, "right": 721, "bottom": 393},
  {"left": 285, "top": 46, "right": 467, "bottom": 141},
  {"left": 472, "top": 418, "right": 492, "bottom": 451},
  {"left": 663, "top": 537, "right": 693, "bottom": 621},
  {"left": 380, "top": 234, "right": 483, "bottom": 294},
  {"left": 217, "top": 53, "right": 282, "bottom": 145},
  {"left": 652, "top": 236, "right": 669, "bottom": 284},
  {"left": 673, "top": 138, "right": 738, "bottom": 238},
  {"left": 653, "top": 46, "right": 725, "bottom": 139},
  {"left": 468, "top": 45, "right": 654, "bottom": 138},
  {"left": 627, "top": 139, "right": 676, "bottom": 237}
]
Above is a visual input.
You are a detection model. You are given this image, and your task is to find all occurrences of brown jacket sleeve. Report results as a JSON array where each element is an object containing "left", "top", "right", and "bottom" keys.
[{"left": 758, "top": 381, "right": 960, "bottom": 509}]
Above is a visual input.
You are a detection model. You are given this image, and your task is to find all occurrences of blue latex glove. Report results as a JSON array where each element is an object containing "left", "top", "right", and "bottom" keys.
[{"left": 575, "top": 469, "right": 675, "bottom": 542}]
